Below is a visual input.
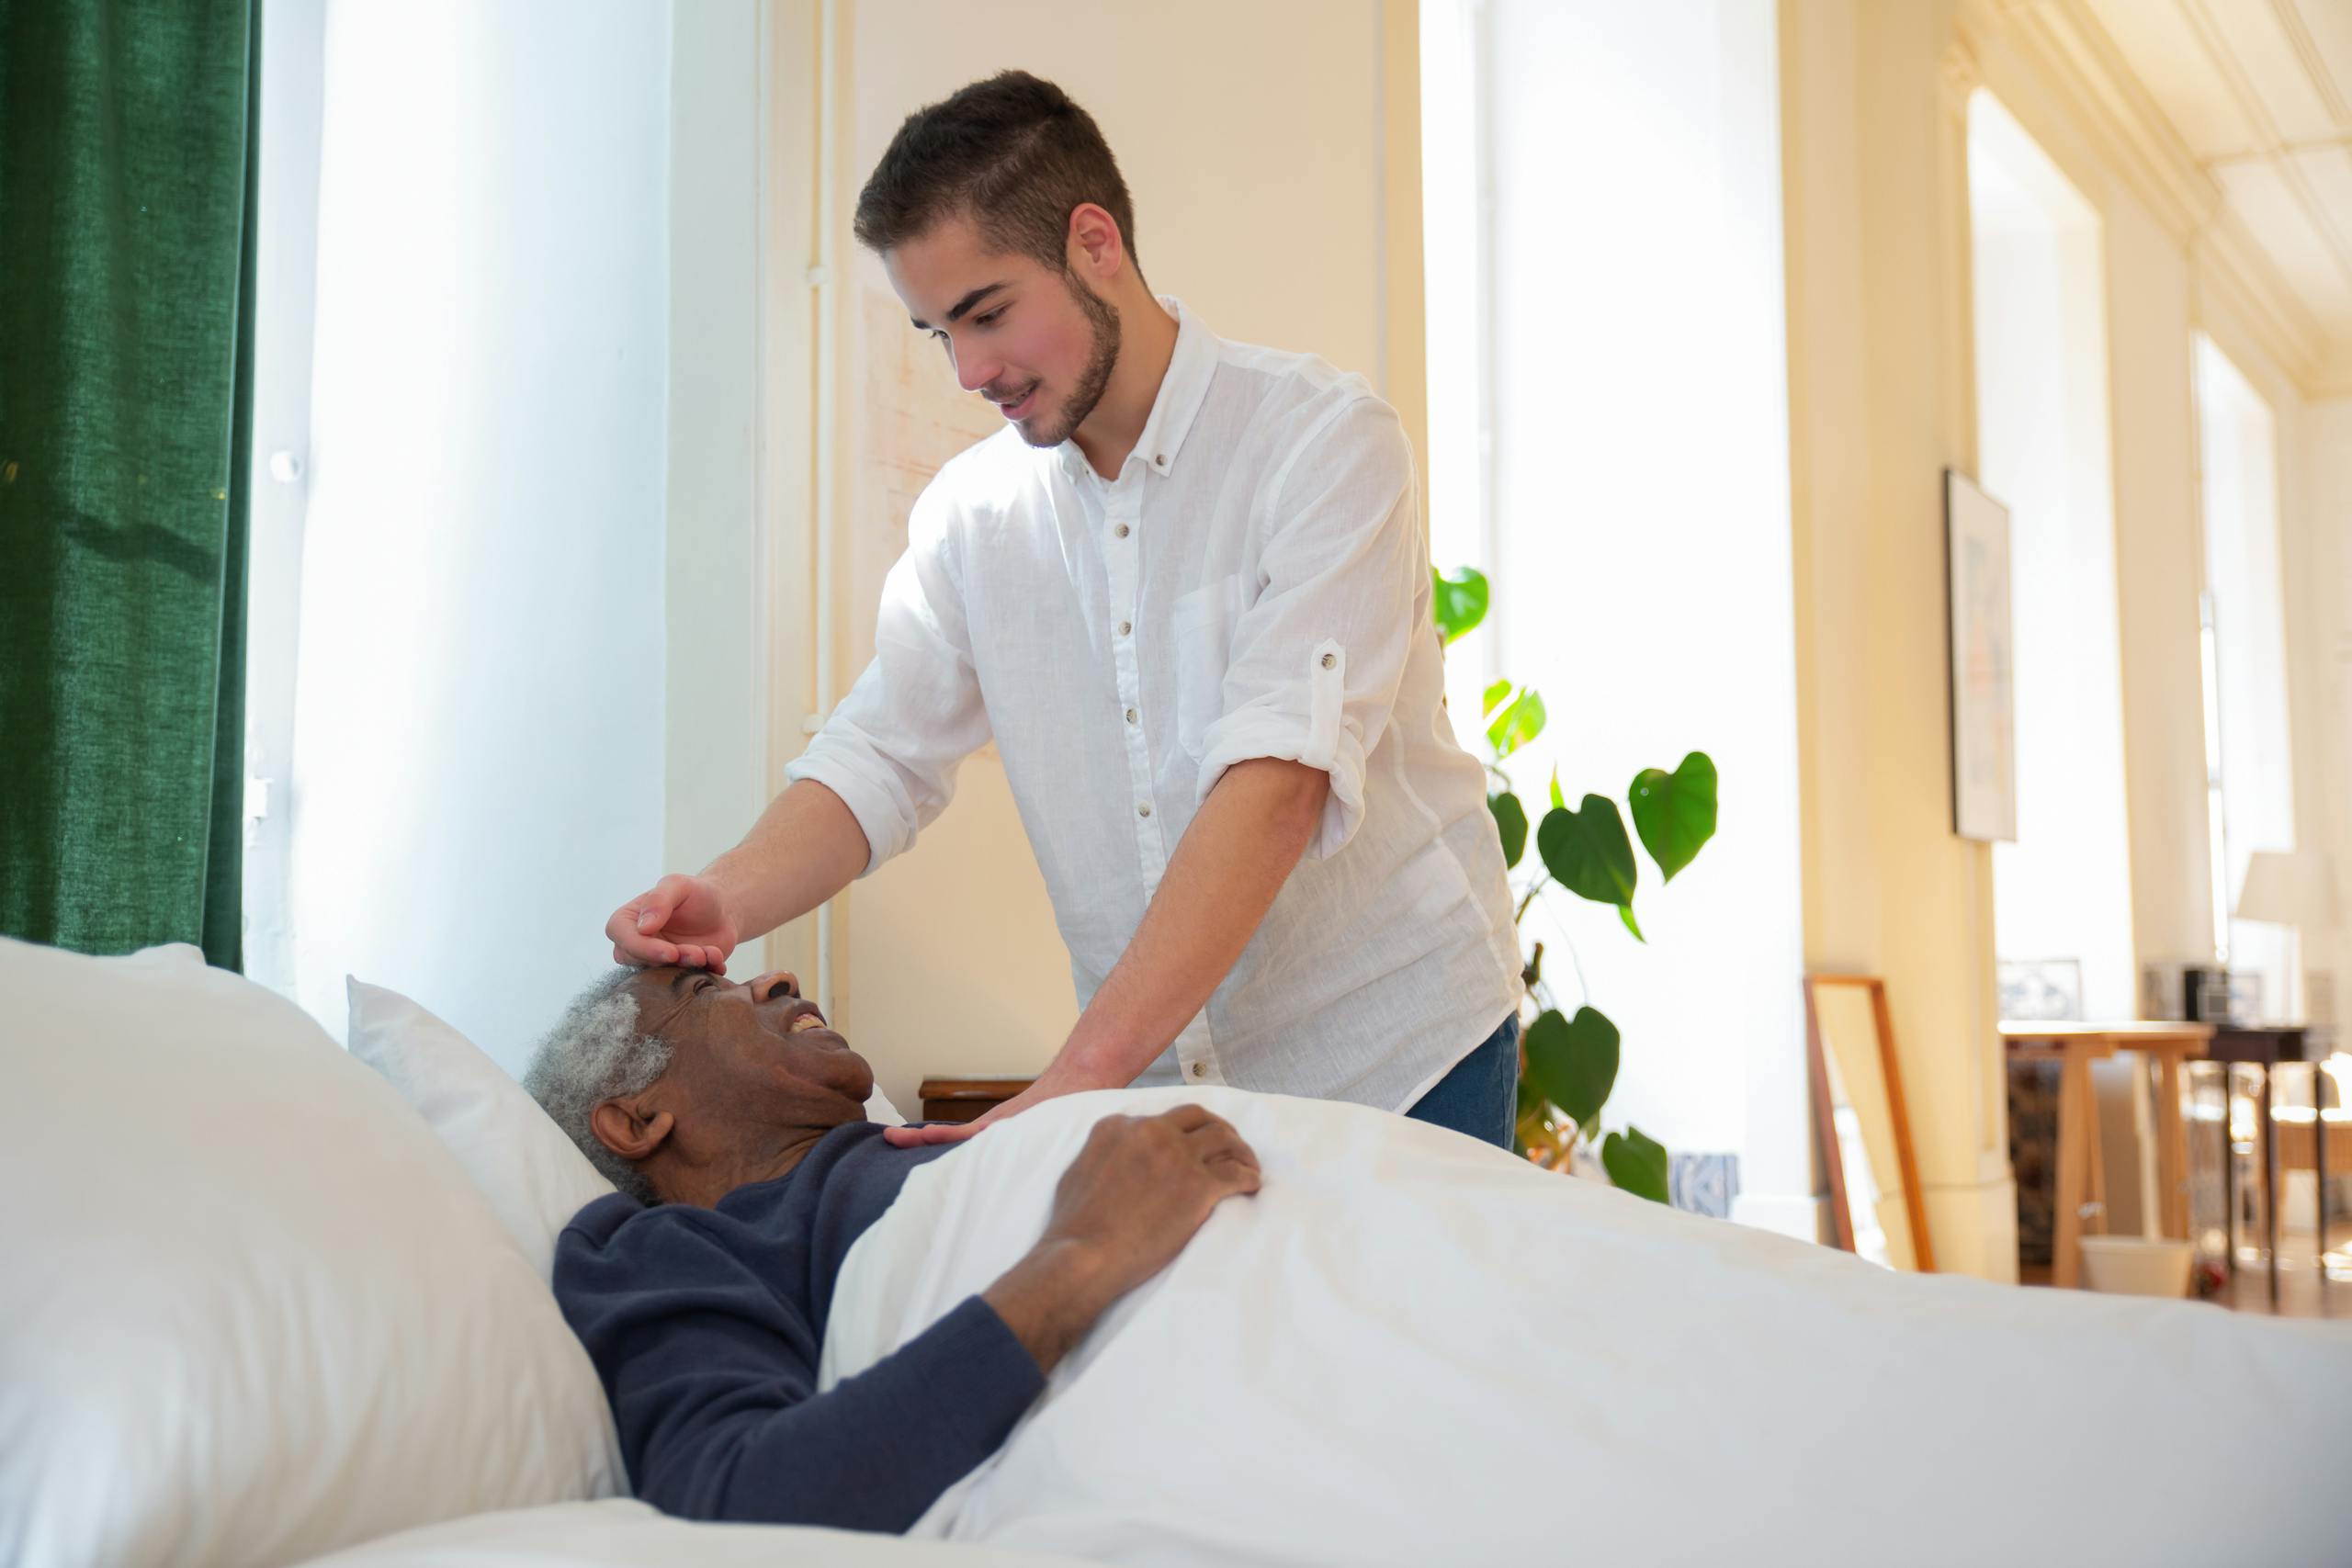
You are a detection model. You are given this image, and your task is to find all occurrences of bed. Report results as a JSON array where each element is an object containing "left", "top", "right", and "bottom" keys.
[{"left": 3, "top": 938, "right": 2345, "bottom": 1568}]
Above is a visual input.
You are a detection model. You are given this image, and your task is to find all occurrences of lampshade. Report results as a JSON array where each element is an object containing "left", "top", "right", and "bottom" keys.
[{"left": 2233, "top": 850, "right": 2338, "bottom": 931}]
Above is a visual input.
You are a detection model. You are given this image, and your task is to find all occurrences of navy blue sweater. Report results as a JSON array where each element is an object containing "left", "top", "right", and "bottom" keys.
[{"left": 551, "top": 1122, "right": 1046, "bottom": 1531}]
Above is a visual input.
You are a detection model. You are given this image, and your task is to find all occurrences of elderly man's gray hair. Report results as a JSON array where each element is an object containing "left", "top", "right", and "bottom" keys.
[{"left": 524, "top": 968, "right": 674, "bottom": 1204}]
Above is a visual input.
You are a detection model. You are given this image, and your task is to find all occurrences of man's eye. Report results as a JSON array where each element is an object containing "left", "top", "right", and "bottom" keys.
[{"left": 975, "top": 307, "right": 1006, "bottom": 328}]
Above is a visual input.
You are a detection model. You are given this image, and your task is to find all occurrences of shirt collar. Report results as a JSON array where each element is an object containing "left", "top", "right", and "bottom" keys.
[{"left": 1056, "top": 295, "right": 1216, "bottom": 482}]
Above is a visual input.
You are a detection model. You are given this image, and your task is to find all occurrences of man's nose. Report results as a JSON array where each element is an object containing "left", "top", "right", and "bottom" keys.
[
  {"left": 951, "top": 342, "right": 1001, "bottom": 395},
  {"left": 747, "top": 970, "right": 800, "bottom": 1003}
]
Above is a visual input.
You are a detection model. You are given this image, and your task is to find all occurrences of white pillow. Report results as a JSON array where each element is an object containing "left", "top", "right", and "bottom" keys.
[
  {"left": 0, "top": 940, "right": 621, "bottom": 1568},
  {"left": 345, "top": 980, "right": 615, "bottom": 1280},
  {"left": 345, "top": 976, "right": 907, "bottom": 1277}
]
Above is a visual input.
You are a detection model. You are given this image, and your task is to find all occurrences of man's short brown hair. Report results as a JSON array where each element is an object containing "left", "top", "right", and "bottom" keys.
[{"left": 854, "top": 71, "right": 1139, "bottom": 276}]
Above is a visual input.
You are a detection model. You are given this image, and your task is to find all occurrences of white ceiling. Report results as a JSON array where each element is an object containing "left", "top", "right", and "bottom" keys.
[{"left": 2081, "top": 0, "right": 2352, "bottom": 356}]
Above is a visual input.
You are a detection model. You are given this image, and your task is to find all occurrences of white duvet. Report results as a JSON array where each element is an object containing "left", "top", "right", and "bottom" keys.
[{"left": 821, "top": 1087, "right": 2352, "bottom": 1568}]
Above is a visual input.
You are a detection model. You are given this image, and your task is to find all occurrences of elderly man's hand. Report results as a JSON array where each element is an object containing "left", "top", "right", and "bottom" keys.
[
  {"left": 1041, "top": 1104, "right": 1261, "bottom": 1288},
  {"left": 605, "top": 874, "right": 740, "bottom": 970},
  {"left": 980, "top": 1105, "right": 1261, "bottom": 1374}
]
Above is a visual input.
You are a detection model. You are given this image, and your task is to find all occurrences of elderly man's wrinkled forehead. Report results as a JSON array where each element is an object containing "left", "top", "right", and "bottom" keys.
[{"left": 625, "top": 964, "right": 724, "bottom": 1039}]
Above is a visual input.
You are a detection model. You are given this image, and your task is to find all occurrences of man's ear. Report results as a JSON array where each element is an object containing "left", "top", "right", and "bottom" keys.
[
  {"left": 1065, "top": 201, "right": 1125, "bottom": 281},
  {"left": 590, "top": 1096, "right": 676, "bottom": 1165}
]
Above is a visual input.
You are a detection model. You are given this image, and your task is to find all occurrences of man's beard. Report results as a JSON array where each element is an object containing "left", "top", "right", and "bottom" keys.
[{"left": 1019, "top": 274, "right": 1121, "bottom": 448}]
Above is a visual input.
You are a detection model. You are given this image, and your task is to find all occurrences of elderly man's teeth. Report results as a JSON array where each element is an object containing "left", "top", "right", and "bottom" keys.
[{"left": 787, "top": 1013, "right": 824, "bottom": 1032}]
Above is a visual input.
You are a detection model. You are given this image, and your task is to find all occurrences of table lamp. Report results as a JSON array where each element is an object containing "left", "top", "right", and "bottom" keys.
[{"left": 2233, "top": 851, "right": 2338, "bottom": 1025}]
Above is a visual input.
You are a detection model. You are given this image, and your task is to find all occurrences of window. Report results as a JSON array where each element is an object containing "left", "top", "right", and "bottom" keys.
[
  {"left": 2194, "top": 334, "right": 2298, "bottom": 1021},
  {"left": 1419, "top": 0, "right": 1804, "bottom": 1223},
  {"left": 1967, "top": 91, "right": 2136, "bottom": 1022}
]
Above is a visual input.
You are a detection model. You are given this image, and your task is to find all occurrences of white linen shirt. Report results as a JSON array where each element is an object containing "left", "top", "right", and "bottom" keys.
[{"left": 786, "top": 299, "right": 1522, "bottom": 1111}]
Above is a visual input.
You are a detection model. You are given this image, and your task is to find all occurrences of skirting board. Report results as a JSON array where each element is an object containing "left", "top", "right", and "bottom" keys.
[
  {"left": 1734, "top": 1180, "right": 2018, "bottom": 1280},
  {"left": 1733, "top": 1191, "right": 1829, "bottom": 1244}
]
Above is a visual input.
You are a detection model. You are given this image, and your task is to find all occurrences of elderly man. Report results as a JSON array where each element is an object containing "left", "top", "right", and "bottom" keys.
[{"left": 523, "top": 962, "right": 1258, "bottom": 1535}]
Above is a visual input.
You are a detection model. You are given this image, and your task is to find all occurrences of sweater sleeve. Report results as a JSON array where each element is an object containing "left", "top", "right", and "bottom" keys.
[{"left": 554, "top": 1196, "right": 1045, "bottom": 1532}]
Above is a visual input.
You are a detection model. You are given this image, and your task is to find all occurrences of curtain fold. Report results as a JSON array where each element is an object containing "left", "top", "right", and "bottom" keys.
[{"left": 0, "top": 0, "right": 260, "bottom": 968}]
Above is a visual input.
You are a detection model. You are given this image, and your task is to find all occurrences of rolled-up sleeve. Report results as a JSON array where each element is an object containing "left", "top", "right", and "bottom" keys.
[
  {"left": 1193, "top": 395, "right": 1420, "bottom": 861},
  {"left": 785, "top": 482, "right": 989, "bottom": 877}
]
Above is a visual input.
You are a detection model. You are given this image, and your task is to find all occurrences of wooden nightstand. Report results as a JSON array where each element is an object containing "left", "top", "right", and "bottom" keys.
[{"left": 917, "top": 1077, "right": 1035, "bottom": 1124}]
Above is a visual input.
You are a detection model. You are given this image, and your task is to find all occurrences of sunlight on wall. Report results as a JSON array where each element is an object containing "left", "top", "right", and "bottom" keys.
[
  {"left": 1419, "top": 0, "right": 1493, "bottom": 734},
  {"left": 279, "top": 0, "right": 672, "bottom": 1068}
]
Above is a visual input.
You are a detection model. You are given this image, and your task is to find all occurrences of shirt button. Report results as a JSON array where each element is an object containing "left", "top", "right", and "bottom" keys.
[
  {"left": 1125, "top": 707, "right": 1137, "bottom": 724},
  {"left": 1118, "top": 621, "right": 1132, "bottom": 637},
  {"left": 1114, "top": 523, "right": 1131, "bottom": 539},
  {"left": 1137, "top": 802, "right": 1152, "bottom": 818},
  {"left": 1320, "top": 652, "right": 1337, "bottom": 669},
  {"left": 1189, "top": 1061, "right": 1206, "bottom": 1079}
]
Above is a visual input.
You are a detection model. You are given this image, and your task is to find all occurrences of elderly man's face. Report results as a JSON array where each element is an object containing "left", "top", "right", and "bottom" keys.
[{"left": 591, "top": 966, "right": 876, "bottom": 1201}]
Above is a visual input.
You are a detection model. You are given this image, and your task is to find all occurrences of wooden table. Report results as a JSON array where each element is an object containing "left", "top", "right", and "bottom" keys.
[{"left": 2001, "top": 1021, "right": 2212, "bottom": 1288}]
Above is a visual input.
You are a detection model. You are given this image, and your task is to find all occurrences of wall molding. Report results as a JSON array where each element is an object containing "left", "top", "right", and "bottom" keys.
[
  {"left": 1981, "top": 0, "right": 2219, "bottom": 244},
  {"left": 1977, "top": 0, "right": 2335, "bottom": 399},
  {"left": 2310, "top": 342, "right": 2352, "bottom": 400}
]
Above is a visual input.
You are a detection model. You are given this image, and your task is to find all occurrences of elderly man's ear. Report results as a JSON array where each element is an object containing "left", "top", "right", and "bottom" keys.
[{"left": 591, "top": 1097, "right": 676, "bottom": 1164}]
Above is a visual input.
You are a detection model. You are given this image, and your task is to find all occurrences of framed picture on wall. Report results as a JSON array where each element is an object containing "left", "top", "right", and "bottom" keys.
[{"left": 1945, "top": 468, "right": 2017, "bottom": 842}]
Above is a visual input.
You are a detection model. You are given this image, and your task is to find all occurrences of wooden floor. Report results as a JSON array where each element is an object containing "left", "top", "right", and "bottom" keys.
[
  {"left": 2210, "top": 1220, "right": 2350, "bottom": 1322},
  {"left": 2021, "top": 1222, "right": 2351, "bottom": 1322}
]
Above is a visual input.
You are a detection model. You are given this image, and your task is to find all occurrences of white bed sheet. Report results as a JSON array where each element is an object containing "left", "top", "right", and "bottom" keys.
[
  {"left": 823, "top": 1086, "right": 2352, "bottom": 1568},
  {"left": 295, "top": 1500, "right": 1089, "bottom": 1567}
]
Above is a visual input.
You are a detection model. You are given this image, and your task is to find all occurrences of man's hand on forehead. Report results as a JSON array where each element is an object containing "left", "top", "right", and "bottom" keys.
[{"left": 605, "top": 874, "right": 741, "bottom": 970}]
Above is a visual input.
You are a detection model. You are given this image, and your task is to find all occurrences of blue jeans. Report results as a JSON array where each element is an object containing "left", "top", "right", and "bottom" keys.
[{"left": 1403, "top": 1013, "right": 1520, "bottom": 1149}]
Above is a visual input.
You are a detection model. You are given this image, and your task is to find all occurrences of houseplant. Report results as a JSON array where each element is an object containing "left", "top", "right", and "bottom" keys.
[{"left": 1433, "top": 566, "right": 1719, "bottom": 1201}]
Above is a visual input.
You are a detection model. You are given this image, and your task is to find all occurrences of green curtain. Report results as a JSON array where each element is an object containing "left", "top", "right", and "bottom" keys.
[{"left": 0, "top": 0, "right": 260, "bottom": 968}]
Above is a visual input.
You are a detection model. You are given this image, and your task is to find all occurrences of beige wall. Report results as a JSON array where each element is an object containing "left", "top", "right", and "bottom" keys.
[
  {"left": 1782, "top": 0, "right": 2018, "bottom": 1280},
  {"left": 758, "top": 1, "right": 1426, "bottom": 1116},
  {"left": 2301, "top": 398, "right": 2352, "bottom": 1014},
  {"left": 1781, "top": 0, "right": 2351, "bottom": 1279}
]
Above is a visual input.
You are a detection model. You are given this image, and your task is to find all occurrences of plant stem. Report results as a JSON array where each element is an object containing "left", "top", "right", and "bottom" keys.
[{"left": 1514, "top": 873, "right": 1550, "bottom": 922}]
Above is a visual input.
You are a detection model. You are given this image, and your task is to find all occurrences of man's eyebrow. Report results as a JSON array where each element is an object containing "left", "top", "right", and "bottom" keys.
[{"left": 909, "top": 281, "right": 1010, "bottom": 333}]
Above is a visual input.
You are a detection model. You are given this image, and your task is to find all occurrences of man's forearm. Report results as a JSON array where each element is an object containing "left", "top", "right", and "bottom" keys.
[
  {"left": 673, "top": 1295, "right": 1044, "bottom": 1531},
  {"left": 700, "top": 779, "right": 872, "bottom": 944},
  {"left": 981, "top": 1238, "right": 1125, "bottom": 1375},
  {"left": 1056, "top": 758, "right": 1329, "bottom": 1086}
]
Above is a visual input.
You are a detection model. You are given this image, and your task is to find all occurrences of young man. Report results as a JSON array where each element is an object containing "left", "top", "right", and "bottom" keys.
[{"left": 604, "top": 72, "right": 1521, "bottom": 1146}]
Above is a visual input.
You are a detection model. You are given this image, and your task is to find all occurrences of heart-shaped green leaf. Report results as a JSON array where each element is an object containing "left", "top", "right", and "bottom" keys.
[
  {"left": 1487, "top": 791, "right": 1528, "bottom": 868},
  {"left": 1432, "top": 567, "right": 1489, "bottom": 646},
  {"left": 1482, "top": 678, "right": 1512, "bottom": 717},
  {"left": 1522, "top": 1005, "right": 1619, "bottom": 1127},
  {"left": 1601, "top": 1124, "right": 1670, "bottom": 1203},
  {"left": 1536, "top": 795, "right": 1637, "bottom": 910},
  {"left": 1486, "top": 688, "right": 1546, "bottom": 760},
  {"left": 1548, "top": 767, "right": 1565, "bottom": 811},
  {"left": 1629, "top": 751, "right": 1717, "bottom": 883}
]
